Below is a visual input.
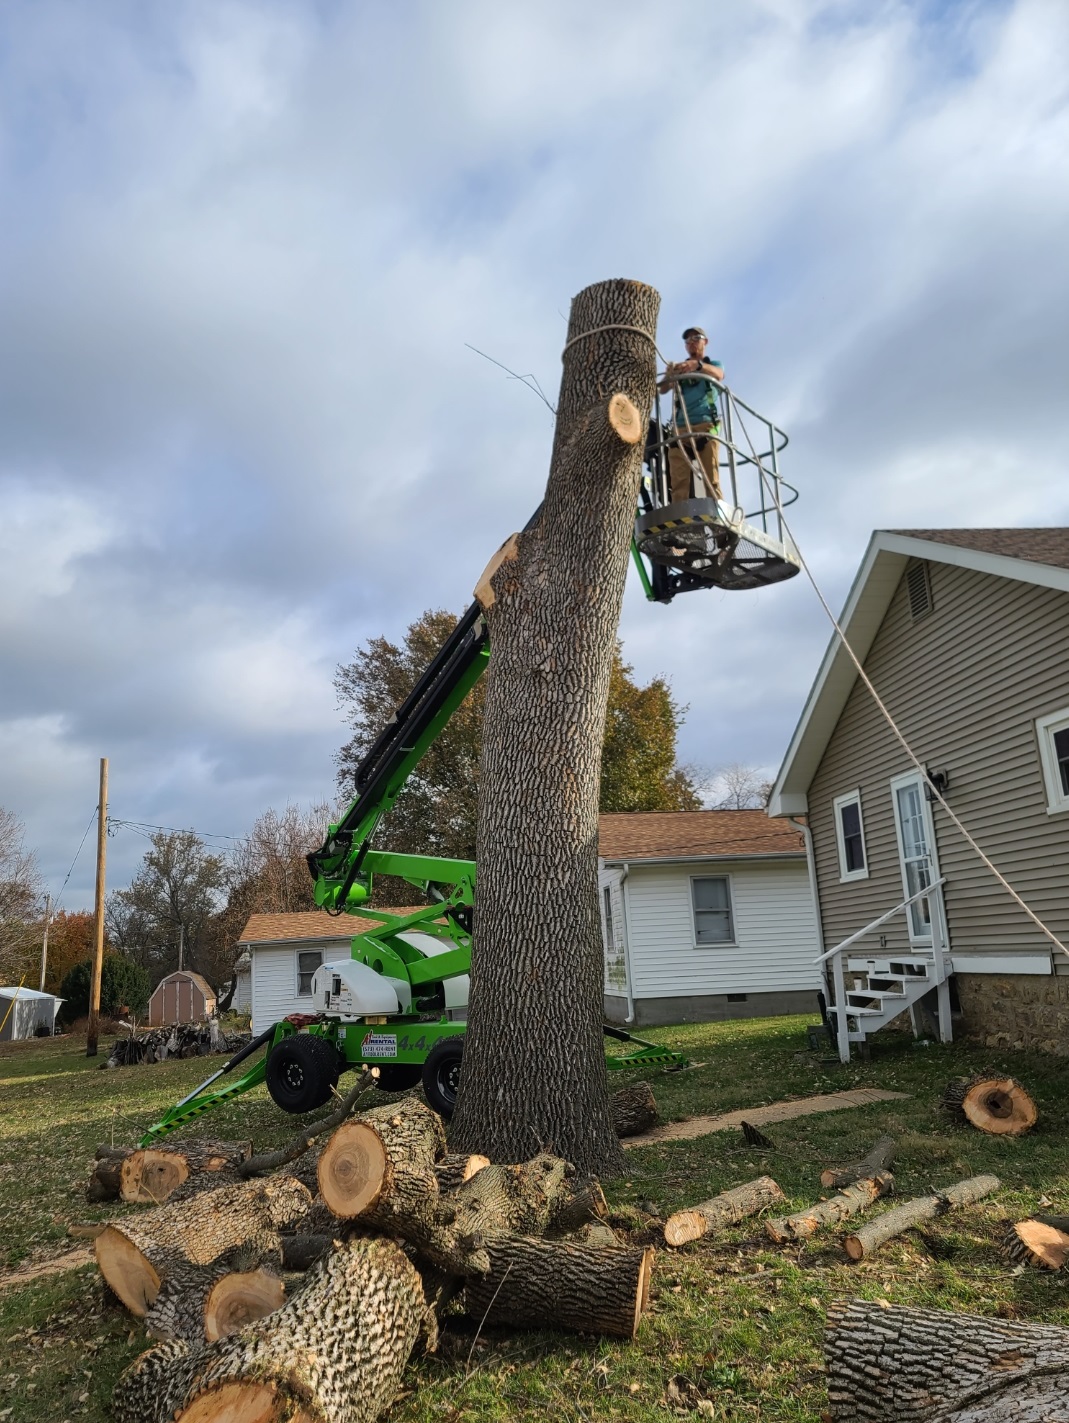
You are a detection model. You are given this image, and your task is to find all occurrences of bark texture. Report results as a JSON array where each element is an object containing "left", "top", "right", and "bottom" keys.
[
  {"left": 462, "top": 1235, "right": 653, "bottom": 1339},
  {"left": 450, "top": 279, "right": 660, "bottom": 1178},
  {"left": 120, "top": 1141, "right": 253, "bottom": 1205},
  {"left": 611, "top": 1081, "right": 659, "bottom": 1138},
  {"left": 664, "top": 1176, "right": 786, "bottom": 1247},
  {"left": 821, "top": 1135, "right": 896, "bottom": 1190},
  {"left": 942, "top": 1076, "right": 1038, "bottom": 1136},
  {"left": 844, "top": 1175, "right": 1000, "bottom": 1261},
  {"left": 766, "top": 1173, "right": 893, "bottom": 1243},
  {"left": 825, "top": 1298, "right": 1069, "bottom": 1422},
  {"left": 112, "top": 1237, "right": 429, "bottom": 1423},
  {"left": 433, "top": 1153, "right": 490, "bottom": 1191}
]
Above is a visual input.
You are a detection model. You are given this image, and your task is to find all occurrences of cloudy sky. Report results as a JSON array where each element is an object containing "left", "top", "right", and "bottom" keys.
[{"left": 2, "top": 0, "right": 1067, "bottom": 908}]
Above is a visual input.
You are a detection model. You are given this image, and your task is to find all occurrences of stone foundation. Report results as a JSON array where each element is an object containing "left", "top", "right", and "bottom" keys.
[{"left": 955, "top": 973, "right": 1069, "bottom": 1055}]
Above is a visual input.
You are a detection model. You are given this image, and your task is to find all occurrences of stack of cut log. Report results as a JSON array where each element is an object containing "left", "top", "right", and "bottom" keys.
[
  {"left": 105, "top": 1022, "right": 250, "bottom": 1068},
  {"left": 93, "top": 1091, "right": 656, "bottom": 1423}
]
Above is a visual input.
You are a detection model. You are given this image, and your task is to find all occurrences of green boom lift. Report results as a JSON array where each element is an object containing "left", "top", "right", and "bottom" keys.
[{"left": 142, "top": 382, "right": 799, "bottom": 1145}]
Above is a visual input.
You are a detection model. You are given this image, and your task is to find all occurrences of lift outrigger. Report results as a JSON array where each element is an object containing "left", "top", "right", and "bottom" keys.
[{"left": 142, "top": 373, "right": 799, "bottom": 1146}]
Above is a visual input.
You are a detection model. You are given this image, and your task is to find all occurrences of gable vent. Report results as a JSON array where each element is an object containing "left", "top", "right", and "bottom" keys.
[{"left": 906, "top": 560, "right": 933, "bottom": 622}]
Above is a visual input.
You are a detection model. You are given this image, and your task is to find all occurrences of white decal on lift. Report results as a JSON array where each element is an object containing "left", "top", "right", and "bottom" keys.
[{"left": 361, "top": 1033, "right": 398, "bottom": 1059}]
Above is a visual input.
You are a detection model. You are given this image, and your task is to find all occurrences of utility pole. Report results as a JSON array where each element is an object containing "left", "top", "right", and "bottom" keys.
[
  {"left": 86, "top": 757, "right": 108, "bottom": 1058},
  {"left": 39, "top": 893, "right": 52, "bottom": 993}
]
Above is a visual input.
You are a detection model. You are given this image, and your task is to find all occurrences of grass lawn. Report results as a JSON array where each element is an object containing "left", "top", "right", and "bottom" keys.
[{"left": 1, "top": 1014, "right": 1067, "bottom": 1422}]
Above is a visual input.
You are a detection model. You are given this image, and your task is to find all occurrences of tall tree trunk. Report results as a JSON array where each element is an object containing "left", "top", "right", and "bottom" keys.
[{"left": 451, "top": 278, "right": 659, "bottom": 1177}]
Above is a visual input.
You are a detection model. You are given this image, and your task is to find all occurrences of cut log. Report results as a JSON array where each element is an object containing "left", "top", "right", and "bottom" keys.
[
  {"left": 610, "top": 1081, "right": 658, "bottom": 1138},
  {"left": 433, "top": 1153, "right": 491, "bottom": 1192},
  {"left": 825, "top": 1298, "right": 1069, "bottom": 1423},
  {"left": 462, "top": 1236, "right": 653, "bottom": 1340},
  {"left": 843, "top": 1173, "right": 1000, "bottom": 1261},
  {"left": 766, "top": 1173, "right": 893, "bottom": 1244},
  {"left": 820, "top": 1134, "right": 896, "bottom": 1190},
  {"left": 86, "top": 1146, "right": 134, "bottom": 1203},
  {"left": 120, "top": 1141, "right": 253, "bottom": 1205},
  {"left": 95, "top": 1175, "right": 311, "bottom": 1317},
  {"left": 444, "top": 1154, "right": 573, "bottom": 1241},
  {"left": 238, "top": 1067, "right": 376, "bottom": 1179},
  {"left": 112, "top": 1236, "right": 430, "bottom": 1423},
  {"left": 942, "top": 1075, "right": 1038, "bottom": 1136},
  {"left": 1004, "top": 1218, "right": 1069, "bottom": 1271},
  {"left": 204, "top": 1267, "right": 287, "bottom": 1341},
  {"left": 317, "top": 1097, "right": 445, "bottom": 1219},
  {"left": 573, "top": 1220, "right": 620, "bottom": 1249},
  {"left": 546, "top": 1176, "right": 610, "bottom": 1236},
  {"left": 144, "top": 1260, "right": 234, "bottom": 1342},
  {"left": 665, "top": 1176, "right": 787, "bottom": 1247}
]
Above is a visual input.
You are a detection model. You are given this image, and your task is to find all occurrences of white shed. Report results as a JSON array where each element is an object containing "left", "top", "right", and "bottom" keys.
[
  {"left": 0, "top": 986, "right": 63, "bottom": 1041},
  {"left": 598, "top": 810, "right": 821, "bottom": 1026}
]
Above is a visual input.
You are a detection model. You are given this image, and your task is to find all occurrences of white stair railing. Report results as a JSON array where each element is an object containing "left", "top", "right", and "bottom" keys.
[{"left": 815, "top": 878, "right": 948, "bottom": 1063}]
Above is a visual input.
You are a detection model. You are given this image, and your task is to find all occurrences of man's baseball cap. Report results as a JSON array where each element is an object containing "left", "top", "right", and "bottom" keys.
[{"left": 682, "top": 326, "right": 707, "bottom": 339}]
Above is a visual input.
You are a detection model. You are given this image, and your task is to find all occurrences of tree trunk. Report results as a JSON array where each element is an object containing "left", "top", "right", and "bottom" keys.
[
  {"left": 844, "top": 1174, "right": 1000, "bottom": 1261},
  {"left": 821, "top": 1135, "right": 896, "bottom": 1190},
  {"left": 94, "top": 1176, "right": 310, "bottom": 1316},
  {"left": 611, "top": 1081, "right": 658, "bottom": 1138},
  {"left": 665, "top": 1176, "right": 786, "bottom": 1247},
  {"left": 450, "top": 279, "right": 660, "bottom": 1179},
  {"left": 112, "top": 1237, "right": 430, "bottom": 1423},
  {"left": 766, "top": 1173, "right": 893, "bottom": 1243},
  {"left": 462, "top": 1236, "right": 654, "bottom": 1340},
  {"left": 942, "top": 1076, "right": 1038, "bottom": 1136},
  {"left": 824, "top": 1298, "right": 1069, "bottom": 1422}
]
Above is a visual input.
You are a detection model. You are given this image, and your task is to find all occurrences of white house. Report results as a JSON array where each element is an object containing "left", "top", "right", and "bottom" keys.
[
  {"left": 599, "top": 810, "right": 821, "bottom": 1026},
  {"left": 238, "top": 912, "right": 363, "bottom": 1034}
]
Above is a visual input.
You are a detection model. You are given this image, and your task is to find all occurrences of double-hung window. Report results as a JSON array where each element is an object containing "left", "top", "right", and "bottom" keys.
[
  {"left": 691, "top": 876, "right": 734, "bottom": 946},
  {"left": 602, "top": 886, "right": 615, "bottom": 950},
  {"left": 1036, "top": 710, "right": 1069, "bottom": 814},
  {"left": 833, "top": 790, "right": 868, "bottom": 881},
  {"left": 296, "top": 950, "right": 323, "bottom": 996}
]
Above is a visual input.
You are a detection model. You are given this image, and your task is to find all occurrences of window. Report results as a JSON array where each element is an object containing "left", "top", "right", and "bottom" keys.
[
  {"left": 602, "top": 886, "right": 615, "bottom": 950},
  {"left": 1036, "top": 710, "right": 1069, "bottom": 814},
  {"left": 906, "top": 560, "right": 933, "bottom": 622},
  {"left": 691, "top": 876, "right": 734, "bottom": 946},
  {"left": 833, "top": 791, "right": 868, "bottom": 881},
  {"left": 296, "top": 950, "right": 323, "bottom": 996}
]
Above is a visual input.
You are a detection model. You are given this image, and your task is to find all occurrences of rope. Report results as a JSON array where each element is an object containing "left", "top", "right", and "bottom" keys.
[{"left": 560, "top": 324, "right": 659, "bottom": 358}]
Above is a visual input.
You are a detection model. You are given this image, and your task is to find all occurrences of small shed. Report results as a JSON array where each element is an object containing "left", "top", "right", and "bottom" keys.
[
  {"left": 147, "top": 971, "right": 217, "bottom": 1026},
  {"left": 0, "top": 986, "right": 63, "bottom": 1041}
]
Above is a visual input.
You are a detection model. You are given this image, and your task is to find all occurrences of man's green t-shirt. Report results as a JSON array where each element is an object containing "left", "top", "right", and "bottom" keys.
[{"left": 675, "top": 360, "right": 722, "bottom": 430}]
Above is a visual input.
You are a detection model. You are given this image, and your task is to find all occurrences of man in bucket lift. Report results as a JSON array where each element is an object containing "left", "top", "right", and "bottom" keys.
[{"left": 658, "top": 327, "right": 724, "bottom": 505}]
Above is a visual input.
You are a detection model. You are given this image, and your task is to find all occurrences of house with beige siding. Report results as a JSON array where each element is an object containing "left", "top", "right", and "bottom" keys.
[
  {"left": 599, "top": 811, "right": 821, "bottom": 1027},
  {"left": 769, "top": 528, "right": 1069, "bottom": 1060}
]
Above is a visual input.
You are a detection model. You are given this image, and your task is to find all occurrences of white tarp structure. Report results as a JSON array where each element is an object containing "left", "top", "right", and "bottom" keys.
[{"left": 0, "top": 986, "right": 63, "bottom": 1042}]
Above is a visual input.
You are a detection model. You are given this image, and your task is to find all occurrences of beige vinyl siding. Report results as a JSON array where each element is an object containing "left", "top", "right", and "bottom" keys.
[
  {"left": 621, "top": 859, "right": 819, "bottom": 999},
  {"left": 810, "top": 560, "right": 1069, "bottom": 974}
]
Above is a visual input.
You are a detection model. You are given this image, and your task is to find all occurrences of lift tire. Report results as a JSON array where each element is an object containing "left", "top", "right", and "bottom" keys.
[
  {"left": 422, "top": 1036, "right": 465, "bottom": 1118},
  {"left": 265, "top": 1034, "right": 340, "bottom": 1115},
  {"left": 373, "top": 1063, "right": 424, "bottom": 1092}
]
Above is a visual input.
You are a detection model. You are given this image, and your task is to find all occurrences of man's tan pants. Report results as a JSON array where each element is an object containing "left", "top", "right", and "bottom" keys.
[{"left": 668, "top": 423, "right": 721, "bottom": 503}]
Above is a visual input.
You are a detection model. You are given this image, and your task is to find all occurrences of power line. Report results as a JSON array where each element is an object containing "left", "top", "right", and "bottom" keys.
[{"left": 52, "top": 807, "right": 99, "bottom": 912}]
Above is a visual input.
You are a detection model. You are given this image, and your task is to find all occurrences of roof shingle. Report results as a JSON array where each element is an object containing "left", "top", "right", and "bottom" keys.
[
  {"left": 888, "top": 528, "right": 1069, "bottom": 572},
  {"left": 598, "top": 810, "right": 804, "bottom": 860}
]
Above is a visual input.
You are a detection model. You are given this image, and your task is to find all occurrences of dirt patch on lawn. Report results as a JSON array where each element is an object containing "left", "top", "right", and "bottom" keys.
[
  {"left": 0, "top": 1246, "right": 94, "bottom": 1293},
  {"left": 624, "top": 1087, "right": 910, "bottom": 1148}
]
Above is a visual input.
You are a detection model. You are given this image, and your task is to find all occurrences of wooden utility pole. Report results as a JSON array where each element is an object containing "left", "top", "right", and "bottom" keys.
[
  {"left": 39, "top": 893, "right": 52, "bottom": 992},
  {"left": 450, "top": 279, "right": 659, "bottom": 1177},
  {"left": 86, "top": 757, "right": 109, "bottom": 1058}
]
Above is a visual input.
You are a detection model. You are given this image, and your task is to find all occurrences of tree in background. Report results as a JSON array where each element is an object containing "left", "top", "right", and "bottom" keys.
[
  {"left": 59, "top": 953, "right": 150, "bottom": 1024},
  {"left": 107, "top": 830, "right": 225, "bottom": 987},
  {"left": 335, "top": 613, "right": 700, "bottom": 903},
  {"left": 706, "top": 763, "right": 774, "bottom": 810},
  {"left": 40, "top": 910, "right": 98, "bottom": 996},
  {"left": 0, "top": 806, "right": 42, "bottom": 982}
]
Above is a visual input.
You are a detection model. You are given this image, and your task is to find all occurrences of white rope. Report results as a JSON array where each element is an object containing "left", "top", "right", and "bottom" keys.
[{"left": 560, "top": 324, "right": 659, "bottom": 358}]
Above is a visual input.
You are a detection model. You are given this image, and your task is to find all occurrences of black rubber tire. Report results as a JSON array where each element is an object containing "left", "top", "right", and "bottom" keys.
[
  {"left": 265, "top": 1034, "right": 340, "bottom": 1114},
  {"left": 421, "top": 1036, "right": 465, "bottom": 1118},
  {"left": 373, "top": 1063, "right": 424, "bottom": 1092}
]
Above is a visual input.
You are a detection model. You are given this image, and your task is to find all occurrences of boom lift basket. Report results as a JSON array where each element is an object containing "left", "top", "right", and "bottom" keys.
[{"left": 635, "top": 374, "right": 801, "bottom": 594}]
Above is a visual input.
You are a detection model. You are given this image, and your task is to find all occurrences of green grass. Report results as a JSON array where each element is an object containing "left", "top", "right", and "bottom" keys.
[{"left": 1, "top": 1017, "right": 1067, "bottom": 1422}]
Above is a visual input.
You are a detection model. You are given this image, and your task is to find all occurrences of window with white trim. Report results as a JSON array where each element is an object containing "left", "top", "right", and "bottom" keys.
[
  {"left": 1036, "top": 710, "right": 1069, "bottom": 814},
  {"left": 691, "top": 876, "right": 735, "bottom": 946},
  {"left": 602, "top": 886, "right": 615, "bottom": 950},
  {"left": 833, "top": 790, "right": 868, "bottom": 881},
  {"left": 296, "top": 950, "right": 323, "bottom": 996}
]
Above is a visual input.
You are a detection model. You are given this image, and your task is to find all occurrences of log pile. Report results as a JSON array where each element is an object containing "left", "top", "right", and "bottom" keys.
[
  {"left": 95, "top": 1092, "right": 655, "bottom": 1423},
  {"left": 105, "top": 1022, "right": 251, "bottom": 1069}
]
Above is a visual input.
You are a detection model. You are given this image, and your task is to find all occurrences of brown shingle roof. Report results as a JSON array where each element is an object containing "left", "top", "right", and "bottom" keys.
[
  {"left": 598, "top": 810, "right": 804, "bottom": 861},
  {"left": 151, "top": 970, "right": 216, "bottom": 1001},
  {"left": 238, "top": 909, "right": 426, "bottom": 945},
  {"left": 888, "top": 529, "right": 1069, "bottom": 572}
]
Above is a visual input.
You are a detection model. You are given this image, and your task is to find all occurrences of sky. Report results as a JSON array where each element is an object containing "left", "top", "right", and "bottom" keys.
[{"left": 1, "top": 0, "right": 1068, "bottom": 910}]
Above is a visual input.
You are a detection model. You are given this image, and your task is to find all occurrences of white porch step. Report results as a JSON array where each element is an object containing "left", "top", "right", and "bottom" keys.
[{"left": 846, "top": 956, "right": 934, "bottom": 976}]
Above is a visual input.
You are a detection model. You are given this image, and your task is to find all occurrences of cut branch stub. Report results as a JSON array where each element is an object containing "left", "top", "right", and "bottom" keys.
[
  {"left": 665, "top": 1176, "right": 786, "bottom": 1247},
  {"left": 942, "top": 1075, "right": 1038, "bottom": 1135},
  {"left": 607, "top": 392, "right": 642, "bottom": 443}
]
